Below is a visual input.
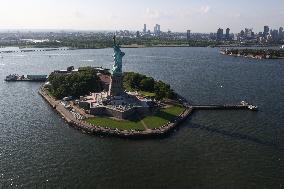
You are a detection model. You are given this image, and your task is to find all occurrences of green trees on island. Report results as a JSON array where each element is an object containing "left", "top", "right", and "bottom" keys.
[
  {"left": 225, "top": 49, "right": 284, "bottom": 58},
  {"left": 47, "top": 68, "right": 176, "bottom": 100},
  {"left": 48, "top": 67, "right": 102, "bottom": 99},
  {"left": 123, "top": 72, "right": 176, "bottom": 100}
]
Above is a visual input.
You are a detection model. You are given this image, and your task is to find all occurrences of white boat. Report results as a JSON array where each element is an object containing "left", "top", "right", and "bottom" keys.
[
  {"left": 248, "top": 105, "right": 258, "bottom": 111},
  {"left": 240, "top": 101, "right": 248, "bottom": 106}
]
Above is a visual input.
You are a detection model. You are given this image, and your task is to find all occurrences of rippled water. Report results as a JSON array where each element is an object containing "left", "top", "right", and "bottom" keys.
[{"left": 0, "top": 48, "right": 283, "bottom": 188}]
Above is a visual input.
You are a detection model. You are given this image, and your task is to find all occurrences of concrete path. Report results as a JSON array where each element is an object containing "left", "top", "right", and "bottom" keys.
[{"left": 140, "top": 119, "right": 149, "bottom": 130}]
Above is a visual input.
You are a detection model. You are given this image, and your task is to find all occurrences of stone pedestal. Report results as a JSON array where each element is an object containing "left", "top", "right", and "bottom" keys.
[{"left": 108, "top": 75, "right": 123, "bottom": 96}]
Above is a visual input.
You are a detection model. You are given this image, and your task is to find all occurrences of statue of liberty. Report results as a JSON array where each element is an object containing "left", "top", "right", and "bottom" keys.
[{"left": 111, "top": 36, "right": 125, "bottom": 76}]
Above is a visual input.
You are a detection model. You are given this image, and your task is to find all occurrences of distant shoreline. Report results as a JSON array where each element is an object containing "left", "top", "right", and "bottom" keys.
[
  {"left": 0, "top": 45, "right": 283, "bottom": 53},
  {"left": 220, "top": 48, "right": 284, "bottom": 60}
]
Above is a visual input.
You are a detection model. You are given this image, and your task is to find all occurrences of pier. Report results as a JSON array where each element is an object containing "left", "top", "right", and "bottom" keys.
[
  {"left": 4, "top": 74, "right": 48, "bottom": 82},
  {"left": 192, "top": 102, "right": 258, "bottom": 111}
]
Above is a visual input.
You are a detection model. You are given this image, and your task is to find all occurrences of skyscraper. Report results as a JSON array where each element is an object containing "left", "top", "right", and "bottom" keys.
[
  {"left": 279, "top": 27, "right": 283, "bottom": 39},
  {"left": 154, "top": 24, "right": 161, "bottom": 35},
  {"left": 271, "top": 30, "right": 279, "bottom": 41},
  {"left": 136, "top": 31, "right": 140, "bottom": 38},
  {"left": 143, "top": 24, "right": 147, "bottom": 33},
  {"left": 225, "top": 28, "right": 230, "bottom": 40},
  {"left": 245, "top": 28, "right": 253, "bottom": 38},
  {"left": 187, "top": 30, "right": 191, "bottom": 41},
  {"left": 217, "top": 28, "right": 223, "bottom": 41},
  {"left": 263, "top": 26, "right": 269, "bottom": 37}
]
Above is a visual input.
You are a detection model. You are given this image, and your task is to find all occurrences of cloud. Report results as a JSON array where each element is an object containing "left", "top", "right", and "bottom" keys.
[
  {"left": 145, "top": 8, "right": 160, "bottom": 19},
  {"left": 199, "top": 5, "right": 211, "bottom": 14},
  {"left": 73, "top": 11, "right": 85, "bottom": 19},
  {"left": 233, "top": 13, "right": 241, "bottom": 19}
]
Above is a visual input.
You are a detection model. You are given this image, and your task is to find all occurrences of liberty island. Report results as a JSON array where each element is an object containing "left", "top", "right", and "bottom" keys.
[
  {"left": 35, "top": 36, "right": 257, "bottom": 138},
  {"left": 38, "top": 36, "right": 191, "bottom": 138}
]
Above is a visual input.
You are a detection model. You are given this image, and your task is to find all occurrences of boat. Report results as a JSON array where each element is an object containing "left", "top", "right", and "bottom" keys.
[
  {"left": 248, "top": 105, "right": 258, "bottom": 111},
  {"left": 240, "top": 101, "right": 248, "bottom": 106}
]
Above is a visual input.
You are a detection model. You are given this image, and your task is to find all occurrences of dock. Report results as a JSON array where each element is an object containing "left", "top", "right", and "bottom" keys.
[
  {"left": 4, "top": 74, "right": 48, "bottom": 82},
  {"left": 192, "top": 101, "right": 258, "bottom": 111}
]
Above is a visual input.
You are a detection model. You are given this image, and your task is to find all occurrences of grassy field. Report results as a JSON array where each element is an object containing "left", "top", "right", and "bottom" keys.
[
  {"left": 85, "top": 105, "right": 185, "bottom": 131},
  {"left": 86, "top": 116, "right": 145, "bottom": 131},
  {"left": 143, "top": 105, "right": 185, "bottom": 129},
  {"left": 138, "top": 91, "right": 156, "bottom": 97},
  {"left": 124, "top": 87, "right": 156, "bottom": 98}
]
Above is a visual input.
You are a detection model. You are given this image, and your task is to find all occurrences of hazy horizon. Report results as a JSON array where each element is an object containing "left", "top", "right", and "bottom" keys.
[{"left": 0, "top": 0, "right": 283, "bottom": 33}]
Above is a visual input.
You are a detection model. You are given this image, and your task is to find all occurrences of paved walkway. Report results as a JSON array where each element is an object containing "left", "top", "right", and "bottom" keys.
[{"left": 140, "top": 119, "right": 149, "bottom": 130}]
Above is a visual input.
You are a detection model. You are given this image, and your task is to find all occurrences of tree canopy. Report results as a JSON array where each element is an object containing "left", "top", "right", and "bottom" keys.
[
  {"left": 48, "top": 67, "right": 102, "bottom": 99},
  {"left": 123, "top": 72, "right": 176, "bottom": 100},
  {"left": 48, "top": 69, "right": 176, "bottom": 100}
]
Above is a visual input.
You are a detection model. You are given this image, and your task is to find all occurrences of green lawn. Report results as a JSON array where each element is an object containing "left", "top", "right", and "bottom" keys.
[
  {"left": 86, "top": 116, "right": 145, "bottom": 131},
  {"left": 138, "top": 91, "right": 156, "bottom": 97},
  {"left": 143, "top": 105, "right": 185, "bottom": 129},
  {"left": 123, "top": 86, "right": 156, "bottom": 98},
  {"left": 85, "top": 105, "right": 185, "bottom": 131}
]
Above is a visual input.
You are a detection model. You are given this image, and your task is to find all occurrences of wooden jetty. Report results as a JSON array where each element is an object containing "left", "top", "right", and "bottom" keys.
[{"left": 192, "top": 101, "right": 258, "bottom": 111}]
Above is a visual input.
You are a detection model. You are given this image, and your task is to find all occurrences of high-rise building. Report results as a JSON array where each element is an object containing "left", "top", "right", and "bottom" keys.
[
  {"left": 136, "top": 31, "right": 140, "bottom": 38},
  {"left": 279, "top": 27, "right": 283, "bottom": 39},
  {"left": 187, "top": 30, "right": 191, "bottom": 40},
  {"left": 245, "top": 28, "right": 253, "bottom": 39},
  {"left": 263, "top": 25, "right": 269, "bottom": 37},
  {"left": 157, "top": 24, "right": 161, "bottom": 34},
  {"left": 154, "top": 24, "right": 161, "bottom": 35},
  {"left": 271, "top": 30, "right": 279, "bottom": 41},
  {"left": 217, "top": 28, "right": 223, "bottom": 41},
  {"left": 225, "top": 28, "right": 230, "bottom": 40},
  {"left": 143, "top": 24, "right": 147, "bottom": 33}
]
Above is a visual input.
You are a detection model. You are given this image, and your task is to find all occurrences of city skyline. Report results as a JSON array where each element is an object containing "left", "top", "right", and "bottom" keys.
[{"left": 0, "top": 0, "right": 283, "bottom": 33}]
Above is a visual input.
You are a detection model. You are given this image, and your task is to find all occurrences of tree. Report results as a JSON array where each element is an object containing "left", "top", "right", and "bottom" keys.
[
  {"left": 140, "top": 77, "right": 155, "bottom": 92},
  {"left": 123, "top": 72, "right": 177, "bottom": 100},
  {"left": 48, "top": 67, "right": 102, "bottom": 99}
]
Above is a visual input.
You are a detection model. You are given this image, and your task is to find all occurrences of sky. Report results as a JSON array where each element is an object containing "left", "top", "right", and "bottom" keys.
[{"left": 0, "top": 0, "right": 283, "bottom": 33}]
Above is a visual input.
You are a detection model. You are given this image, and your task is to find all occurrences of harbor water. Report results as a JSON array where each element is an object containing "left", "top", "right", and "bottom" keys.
[{"left": 0, "top": 47, "right": 283, "bottom": 188}]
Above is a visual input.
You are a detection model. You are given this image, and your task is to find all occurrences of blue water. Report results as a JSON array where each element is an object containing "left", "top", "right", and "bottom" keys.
[{"left": 0, "top": 47, "right": 283, "bottom": 188}]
